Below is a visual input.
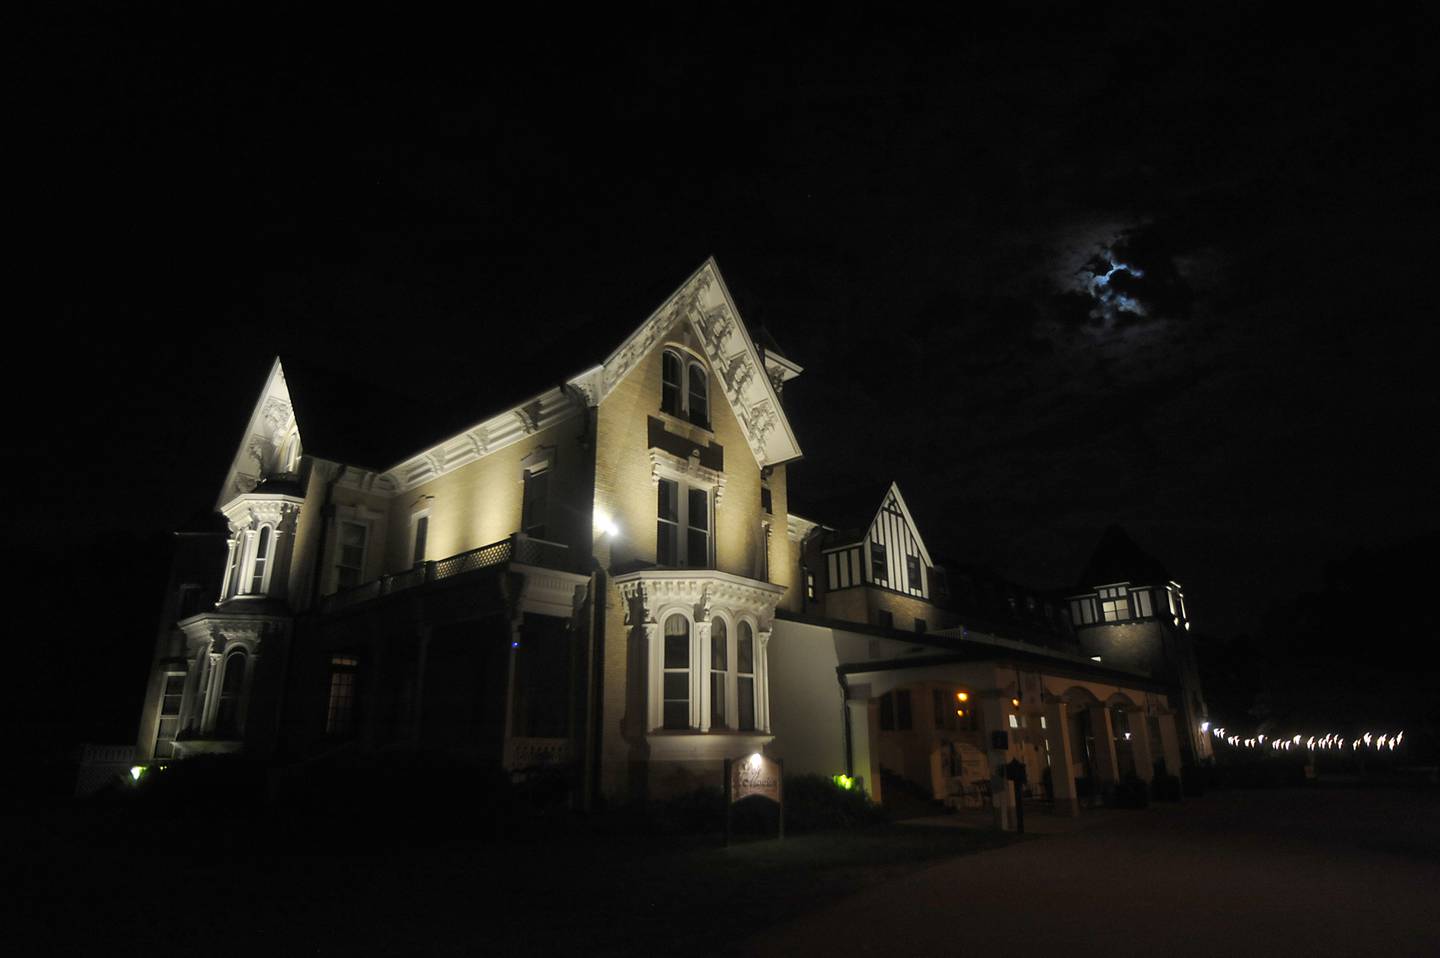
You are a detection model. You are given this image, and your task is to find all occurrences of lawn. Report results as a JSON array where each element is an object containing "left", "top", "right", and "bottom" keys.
[{"left": 13, "top": 802, "right": 1019, "bottom": 957}]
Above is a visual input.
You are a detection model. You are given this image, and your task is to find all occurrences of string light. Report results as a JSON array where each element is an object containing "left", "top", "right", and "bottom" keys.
[{"left": 1207, "top": 723, "right": 1406, "bottom": 753}]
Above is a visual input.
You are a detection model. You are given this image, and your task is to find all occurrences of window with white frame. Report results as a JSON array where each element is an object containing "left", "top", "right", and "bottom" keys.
[
  {"left": 660, "top": 348, "right": 710, "bottom": 428},
  {"left": 1132, "top": 587, "right": 1153, "bottom": 617},
  {"left": 656, "top": 478, "right": 711, "bottom": 568},
  {"left": 153, "top": 673, "right": 185, "bottom": 759},
  {"left": 335, "top": 521, "right": 368, "bottom": 590},
  {"left": 247, "top": 526, "right": 272, "bottom": 594},
  {"left": 710, "top": 617, "right": 728, "bottom": 729},
  {"left": 1099, "top": 585, "right": 1129, "bottom": 622},
  {"left": 662, "top": 614, "right": 690, "bottom": 730},
  {"left": 737, "top": 621, "right": 757, "bottom": 731}
]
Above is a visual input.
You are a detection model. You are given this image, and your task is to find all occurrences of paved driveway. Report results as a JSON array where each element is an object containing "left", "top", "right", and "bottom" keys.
[{"left": 733, "top": 788, "right": 1440, "bottom": 957}]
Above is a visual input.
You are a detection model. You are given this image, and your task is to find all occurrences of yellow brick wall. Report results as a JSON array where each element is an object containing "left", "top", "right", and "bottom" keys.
[
  {"left": 382, "top": 417, "right": 591, "bottom": 573},
  {"left": 592, "top": 319, "right": 781, "bottom": 799}
]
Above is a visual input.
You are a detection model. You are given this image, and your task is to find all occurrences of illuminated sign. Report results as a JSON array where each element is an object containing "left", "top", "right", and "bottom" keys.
[{"left": 725, "top": 753, "right": 784, "bottom": 844}]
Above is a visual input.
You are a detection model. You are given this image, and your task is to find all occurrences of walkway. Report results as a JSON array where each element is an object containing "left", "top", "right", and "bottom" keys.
[{"left": 734, "top": 787, "right": 1440, "bottom": 957}]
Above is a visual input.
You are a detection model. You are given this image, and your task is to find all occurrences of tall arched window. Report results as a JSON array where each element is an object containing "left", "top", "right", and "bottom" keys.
[
  {"left": 661, "top": 350, "right": 683, "bottom": 416},
  {"left": 710, "top": 617, "right": 728, "bottom": 729},
  {"left": 225, "top": 535, "right": 245, "bottom": 599},
  {"left": 687, "top": 360, "right": 709, "bottom": 427},
  {"left": 216, "top": 650, "right": 247, "bottom": 738},
  {"left": 659, "top": 348, "right": 711, "bottom": 428},
  {"left": 248, "top": 527, "right": 271, "bottom": 594},
  {"left": 662, "top": 614, "right": 690, "bottom": 730},
  {"left": 737, "top": 621, "right": 756, "bottom": 731}
]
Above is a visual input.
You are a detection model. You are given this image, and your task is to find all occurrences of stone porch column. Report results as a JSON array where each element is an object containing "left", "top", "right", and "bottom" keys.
[
  {"left": 1088, "top": 704, "right": 1121, "bottom": 792},
  {"left": 1158, "top": 712, "right": 1184, "bottom": 776},
  {"left": 1043, "top": 700, "right": 1080, "bottom": 817},
  {"left": 847, "top": 698, "right": 882, "bottom": 804},
  {"left": 1130, "top": 710, "right": 1155, "bottom": 783},
  {"left": 982, "top": 695, "right": 1016, "bottom": 832}
]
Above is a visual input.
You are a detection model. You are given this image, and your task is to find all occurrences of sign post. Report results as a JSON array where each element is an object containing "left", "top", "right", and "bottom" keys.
[{"left": 725, "top": 753, "right": 784, "bottom": 846}]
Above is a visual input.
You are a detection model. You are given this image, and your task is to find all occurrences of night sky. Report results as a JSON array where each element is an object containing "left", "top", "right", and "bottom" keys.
[{"left": 17, "top": 3, "right": 1440, "bottom": 745}]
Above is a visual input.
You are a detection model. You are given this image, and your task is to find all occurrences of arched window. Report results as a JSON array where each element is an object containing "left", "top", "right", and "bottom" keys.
[
  {"left": 215, "top": 650, "right": 247, "bottom": 738},
  {"left": 248, "top": 526, "right": 271, "bottom": 594},
  {"left": 661, "top": 350, "right": 683, "bottom": 416},
  {"left": 662, "top": 614, "right": 690, "bottom": 730},
  {"left": 659, "top": 348, "right": 711, "bottom": 429},
  {"left": 710, "top": 617, "right": 728, "bottom": 728},
  {"left": 737, "top": 621, "right": 756, "bottom": 731},
  {"left": 687, "top": 360, "right": 709, "bottom": 427}
]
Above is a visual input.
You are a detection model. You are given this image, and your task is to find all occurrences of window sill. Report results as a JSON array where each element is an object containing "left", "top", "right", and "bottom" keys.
[
  {"left": 646, "top": 730, "right": 774, "bottom": 762},
  {"left": 654, "top": 408, "right": 716, "bottom": 444}
]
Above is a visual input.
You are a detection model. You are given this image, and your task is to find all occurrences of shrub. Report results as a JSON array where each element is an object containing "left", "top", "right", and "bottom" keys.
[{"left": 1109, "top": 777, "right": 1149, "bottom": 809}]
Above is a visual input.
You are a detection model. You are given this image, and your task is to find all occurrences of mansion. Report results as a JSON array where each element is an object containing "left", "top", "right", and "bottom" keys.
[{"left": 135, "top": 259, "right": 1211, "bottom": 822}]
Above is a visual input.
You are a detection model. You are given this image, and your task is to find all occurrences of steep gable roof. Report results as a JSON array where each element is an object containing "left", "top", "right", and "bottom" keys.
[
  {"left": 216, "top": 358, "right": 298, "bottom": 508},
  {"left": 588, "top": 258, "right": 803, "bottom": 466}
]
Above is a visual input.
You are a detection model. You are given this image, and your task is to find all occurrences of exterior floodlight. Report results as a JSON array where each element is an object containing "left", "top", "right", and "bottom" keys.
[
  {"left": 1200, "top": 721, "right": 1210, "bottom": 733},
  {"left": 129, "top": 766, "right": 144, "bottom": 782},
  {"left": 594, "top": 510, "right": 620, "bottom": 537},
  {"left": 1090, "top": 655, "right": 1102, "bottom": 662},
  {"left": 749, "top": 752, "right": 763, "bottom": 770}
]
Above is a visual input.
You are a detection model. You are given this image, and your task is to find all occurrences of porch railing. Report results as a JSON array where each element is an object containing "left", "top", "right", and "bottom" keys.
[{"left": 320, "top": 533, "right": 572, "bottom": 614}]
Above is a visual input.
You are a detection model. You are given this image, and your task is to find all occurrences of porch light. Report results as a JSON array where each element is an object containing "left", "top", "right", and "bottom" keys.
[
  {"left": 129, "top": 766, "right": 144, "bottom": 782},
  {"left": 1010, "top": 697, "right": 1021, "bottom": 708},
  {"left": 955, "top": 709, "right": 965, "bottom": 718},
  {"left": 956, "top": 691, "right": 969, "bottom": 702}
]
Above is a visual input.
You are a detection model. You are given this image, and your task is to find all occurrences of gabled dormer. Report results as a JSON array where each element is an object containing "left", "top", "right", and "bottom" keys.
[{"left": 820, "top": 482, "right": 935, "bottom": 600}]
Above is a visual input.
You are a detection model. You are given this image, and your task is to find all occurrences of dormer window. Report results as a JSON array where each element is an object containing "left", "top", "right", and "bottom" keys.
[{"left": 660, "top": 348, "right": 710, "bottom": 429}]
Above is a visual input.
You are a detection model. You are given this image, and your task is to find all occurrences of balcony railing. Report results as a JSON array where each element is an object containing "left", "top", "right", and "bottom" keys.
[{"left": 320, "top": 533, "right": 573, "bottom": 614}]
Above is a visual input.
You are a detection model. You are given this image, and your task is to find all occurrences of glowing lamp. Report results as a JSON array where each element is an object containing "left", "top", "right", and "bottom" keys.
[
  {"left": 1010, "top": 697, "right": 1021, "bottom": 708},
  {"left": 955, "top": 708, "right": 966, "bottom": 718},
  {"left": 749, "top": 753, "right": 763, "bottom": 770},
  {"left": 594, "top": 510, "right": 620, "bottom": 537},
  {"left": 129, "top": 766, "right": 144, "bottom": 782},
  {"left": 956, "top": 691, "right": 969, "bottom": 702}
]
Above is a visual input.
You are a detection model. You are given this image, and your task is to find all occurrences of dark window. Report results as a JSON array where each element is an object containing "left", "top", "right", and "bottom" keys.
[
  {"left": 895, "top": 690, "right": 913, "bottom": 730},
  {"left": 661, "top": 350, "right": 682, "bottom": 415},
  {"left": 933, "top": 689, "right": 953, "bottom": 730},
  {"left": 906, "top": 554, "right": 922, "bottom": 590},
  {"left": 657, "top": 479, "right": 679, "bottom": 565},
  {"left": 879, "top": 692, "right": 895, "bottom": 731},
  {"left": 870, "top": 541, "right": 887, "bottom": 582},
  {"left": 215, "top": 651, "right": 247, "bottom": 738},
  {"left": 914, "top": 618, "right": 927, "bottom": 633},
  {"left": 760, "top": 485, "right": 772, "bottom": 515},
  {"left": 663, "top": 615, "right": 690, "bottom": 730},
  {"left": 687, "top": 361, "right": 709, "bottom": 427},
  {"left": 686, "top": 487, "right": 709, "bottom": 567},
  {"left": 737, "top": 621, "right": 755, "bottom": 731},
  {"left": 325, "top": 655, "right": 359, "bottom": 737},
  {"left": 877, "top": 609, "right": 894, "bottom": 629},
  {"left": 521, "top": 469, "right": 549, "bottom": 539},
  {"left": 412, "top": 515, "right": 429, "bottom": 565},
  {"left": 336, "top": 522, "right": 367, "bottom": 589},
  {"left": 710, "top": 617, "right": 727, "bottom": 729}
]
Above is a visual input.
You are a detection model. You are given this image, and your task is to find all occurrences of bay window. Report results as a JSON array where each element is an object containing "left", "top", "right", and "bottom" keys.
[{"left": 663, "top": 614, "right": 690, "bottom": 730}]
